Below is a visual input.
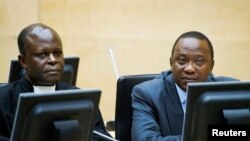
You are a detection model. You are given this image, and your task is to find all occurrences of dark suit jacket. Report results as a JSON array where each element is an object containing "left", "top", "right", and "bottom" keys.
[
  {"left": 0, "top": 77, "right": 111, "bottom": 141},
  {"left": 131, "top": 70, "right": 237, "bottom": 141}
]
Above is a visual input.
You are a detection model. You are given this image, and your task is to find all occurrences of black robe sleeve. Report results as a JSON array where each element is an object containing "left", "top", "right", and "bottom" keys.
[{"left": 92, "top": 108, "right": 112, "bottom": 141}]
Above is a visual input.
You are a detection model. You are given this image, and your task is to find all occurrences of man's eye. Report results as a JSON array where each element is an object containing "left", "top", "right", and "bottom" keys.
[
  {"left": 178, "top": 58, "right": 186, "bottom": 64},
  {"left": 53, "top": 51, "right": 62, "bottom": 56},
  {"left": 37, "top": 53, "right": 47, "bottom": 57},
  {"left": 196, "top": 59, "right": 205, "bottom": 65}
]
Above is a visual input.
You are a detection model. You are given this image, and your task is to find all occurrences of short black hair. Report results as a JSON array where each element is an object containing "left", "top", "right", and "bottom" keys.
[
  {"left": 171, "top": 31, "right": 214, "bottom": 60},
  {"left": 17, "top": 25, "right": 29, "bottom": 55}
]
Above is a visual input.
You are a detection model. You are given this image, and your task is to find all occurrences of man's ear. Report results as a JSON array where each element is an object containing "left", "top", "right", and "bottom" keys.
[
  {"left": 170, "top": 57, "right": 173, "bottom": 65},
  {"left": 211, "top": 59, "right": 215, "bottom": 70},
  {"left": 18, "top": 55, "right": 27, "bottom": 69},
  {"left": 170, "top": 57, "right": 173, "bottom": 71}
]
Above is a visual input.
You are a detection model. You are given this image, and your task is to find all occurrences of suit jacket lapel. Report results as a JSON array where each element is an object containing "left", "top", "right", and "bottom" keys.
[{"left": 163, "top": 73, "right": 184, "bottom": 134}]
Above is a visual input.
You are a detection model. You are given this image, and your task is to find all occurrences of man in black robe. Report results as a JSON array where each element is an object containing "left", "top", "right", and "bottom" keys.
[{"left": 0, "top": 23, "right": 111, "bottom": 141}]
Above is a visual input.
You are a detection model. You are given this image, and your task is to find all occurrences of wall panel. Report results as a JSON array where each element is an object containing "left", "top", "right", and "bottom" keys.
[{"left": 0, "top": 0, "right": 39, "bottom": 81}]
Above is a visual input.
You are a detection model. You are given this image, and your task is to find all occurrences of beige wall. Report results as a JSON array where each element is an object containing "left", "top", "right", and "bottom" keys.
[
  {"left": 1, "top": 0, "right": 250, "bottom": 123},
  {"left": 0, "top": 0, "right": 39, "bottom": 79}
]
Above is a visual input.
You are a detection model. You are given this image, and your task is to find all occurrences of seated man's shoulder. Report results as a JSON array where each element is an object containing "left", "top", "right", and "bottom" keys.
[
  {"left": 57, "top": 82, "right": 78, "bottom": 89},
  {"left": 0, "top": 82, "right": 16, "bottom": 107},
  {"left": 134, "top": 74, "right": 162, "bottom": 87},
  {"left": 0, "top": 82, "right": 16, "bottom": 93},
  {"left": 210, "top": 74, "right": 239, "bottom": 82}
]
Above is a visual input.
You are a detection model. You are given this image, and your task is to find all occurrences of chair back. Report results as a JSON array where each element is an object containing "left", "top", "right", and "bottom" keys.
[
  {"left": 115, "top": 74, "right": 159, "bottom": 141},
  {"left": 8, "top": 57, "right": 79, "bottom": 86}
]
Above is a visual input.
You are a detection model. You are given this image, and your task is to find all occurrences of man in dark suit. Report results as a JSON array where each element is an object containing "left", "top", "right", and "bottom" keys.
[
  {"left": 0, "top": 23, "right": 111, "bottom": 141},
  {"left": 131, "top": 31, "right": 237, "bottom": 141}
]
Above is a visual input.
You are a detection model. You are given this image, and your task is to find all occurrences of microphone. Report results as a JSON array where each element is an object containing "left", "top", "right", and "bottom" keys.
[
  {"left": 108, "top": 47, "right": 120, "bottom": 79},
  {"left": 93, "top": 130, "right": 119, "bottom": 141}
]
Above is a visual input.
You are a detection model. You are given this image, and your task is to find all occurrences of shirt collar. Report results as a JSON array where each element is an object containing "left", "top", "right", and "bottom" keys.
[
  {"left": 33, "top": 85, "right": 56, "bottom": 94},
  {"left": 175, "top": 83, "right": 187, "bottom": 104}
]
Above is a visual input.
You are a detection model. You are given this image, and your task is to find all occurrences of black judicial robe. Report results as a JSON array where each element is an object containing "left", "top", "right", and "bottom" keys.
[{"left": 0, "top": 77, "right": 111, "bottom": 141}]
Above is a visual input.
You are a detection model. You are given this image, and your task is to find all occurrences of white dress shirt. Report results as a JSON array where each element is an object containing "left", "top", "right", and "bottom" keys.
[
  {"left": 175, "top": 84, "right": 187, "bottom": 113},
  {"left": 33, "top": 85, "right": 56, "bottom": 94}
]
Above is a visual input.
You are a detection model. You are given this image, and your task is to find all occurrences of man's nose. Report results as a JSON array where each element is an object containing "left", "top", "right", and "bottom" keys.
[
  {"left": 184, "top": 62, "right": 195, "bottom": 73},
  {"left": 48, "top": 53, "right": 57, "bottom": 63}
]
